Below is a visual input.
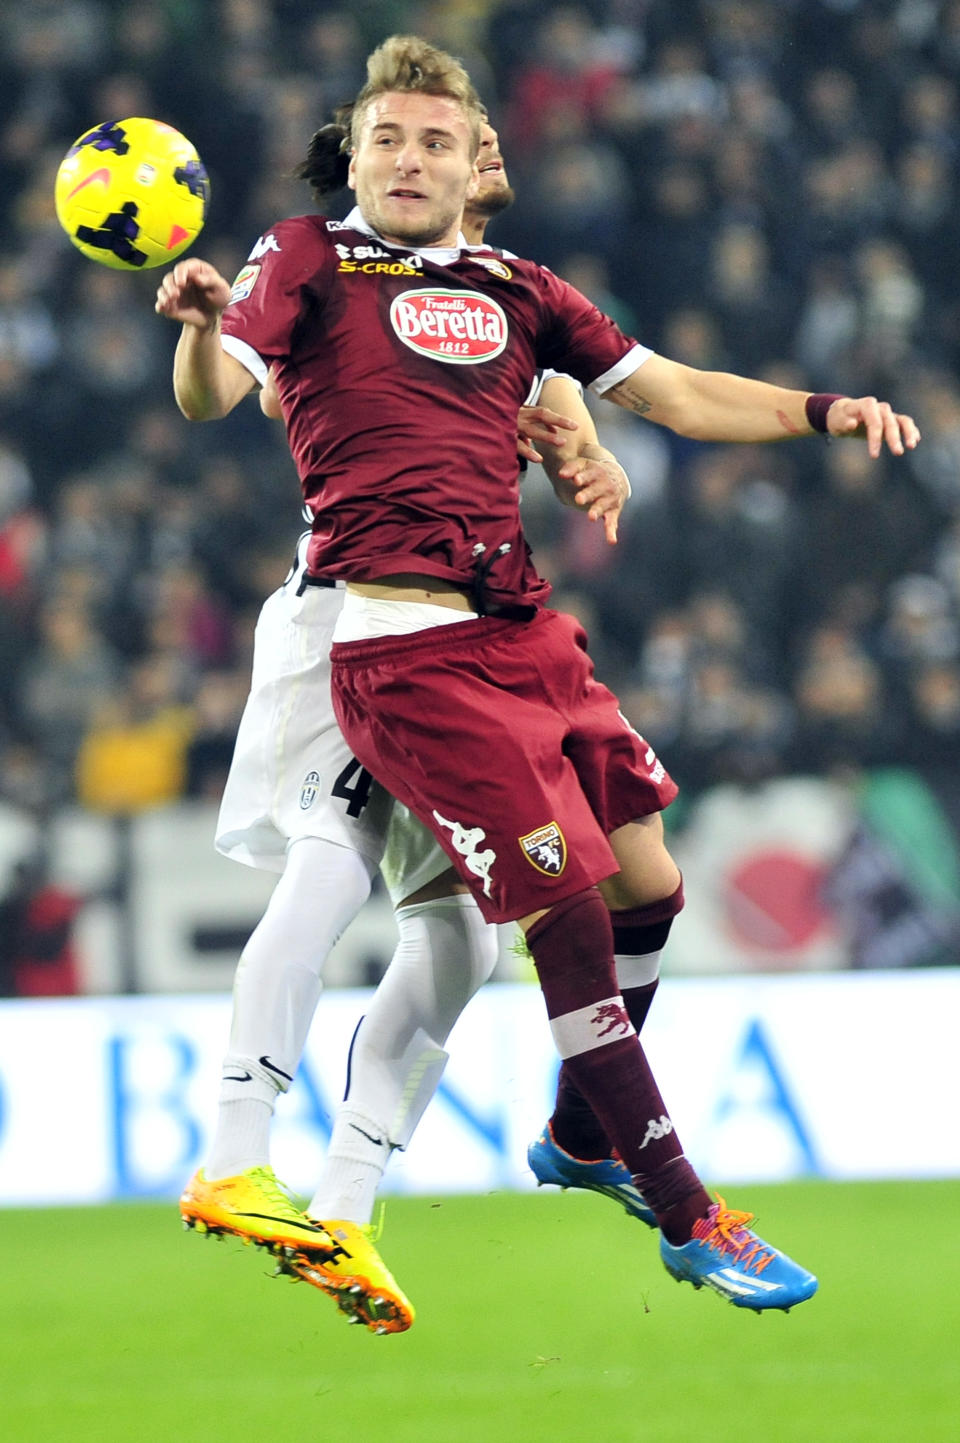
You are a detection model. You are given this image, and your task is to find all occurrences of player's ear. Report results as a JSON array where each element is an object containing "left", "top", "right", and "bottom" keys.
[
  {"left": 347, "top": 153, "right": 357, "bottom": 192},
  {"left": 465, "top": 162, "right": 480, "bottom": 202}
]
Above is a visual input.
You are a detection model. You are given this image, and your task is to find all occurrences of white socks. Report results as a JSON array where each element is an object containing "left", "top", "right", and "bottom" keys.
[
  {"left": 205, "top": 835, "right": 375, "bottom": 1179},
  {"left": 206, "top": 863, "right": 501, "bottom": 1219},
  {"left": 308, "top": 895, "right": 499, "bottom": 1221}
]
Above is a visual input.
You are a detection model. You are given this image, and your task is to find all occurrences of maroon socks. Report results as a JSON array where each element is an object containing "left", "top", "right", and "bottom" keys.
[{"left": 527, "top": 887, "right": 710, "bottom": 1242}]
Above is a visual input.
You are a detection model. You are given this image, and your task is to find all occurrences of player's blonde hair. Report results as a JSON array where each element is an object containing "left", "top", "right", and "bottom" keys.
[{"left": 351, "top": 34, "right": 483, "bottom": 157}]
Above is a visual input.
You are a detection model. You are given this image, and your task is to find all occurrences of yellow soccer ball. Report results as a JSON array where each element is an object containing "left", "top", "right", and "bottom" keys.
[{"left": 55, "top": 117, "right": 209, "bottom": 270}]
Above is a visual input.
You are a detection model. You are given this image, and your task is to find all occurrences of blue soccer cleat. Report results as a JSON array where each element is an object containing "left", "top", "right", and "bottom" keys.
[
  {"left": 660, "top": 1194, "right": 818, "bottom": 1312},
  {"left": 527, "top": 1124, "right": 657, "bottom": 1227}
]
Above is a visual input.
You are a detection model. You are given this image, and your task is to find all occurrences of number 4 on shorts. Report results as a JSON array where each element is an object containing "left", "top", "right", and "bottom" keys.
[{"left": 332, "top": 758, "right": 374, "bottom": 817}]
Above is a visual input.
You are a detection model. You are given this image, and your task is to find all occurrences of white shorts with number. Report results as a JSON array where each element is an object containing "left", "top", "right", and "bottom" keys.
[{"left": 215, "top": 534, "right": 450, "bottom": 905}]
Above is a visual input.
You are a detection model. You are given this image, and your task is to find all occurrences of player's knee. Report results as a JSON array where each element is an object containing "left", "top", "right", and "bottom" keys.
[{"left": 604, "top": 818, "right": 680, "bottom": 909}]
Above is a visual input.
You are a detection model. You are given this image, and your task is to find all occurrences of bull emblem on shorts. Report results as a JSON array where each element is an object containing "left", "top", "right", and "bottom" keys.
[
  {"left": 591, "top": 1001, "right": 632, "bottom": 1038},
  {"left": 519, "top": 822, "right": 567, "bottom": 876}
]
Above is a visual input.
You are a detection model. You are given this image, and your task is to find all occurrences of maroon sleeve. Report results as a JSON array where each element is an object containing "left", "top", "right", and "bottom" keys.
[
  {"left": 220, "top": 216, "right": 331, "bottom": 370},
  {"left": 532, "top": 265, "right": 649, "bottom": 388}
]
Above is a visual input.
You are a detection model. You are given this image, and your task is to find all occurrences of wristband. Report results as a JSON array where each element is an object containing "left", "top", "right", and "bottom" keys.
[{"left": 805, "top": 393, "right": 843, "bottom": 434}]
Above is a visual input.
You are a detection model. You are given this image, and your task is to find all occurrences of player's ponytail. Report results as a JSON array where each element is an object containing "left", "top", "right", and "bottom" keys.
[{"left": 293, "top": 121, "right": 351, "bottom": 201}]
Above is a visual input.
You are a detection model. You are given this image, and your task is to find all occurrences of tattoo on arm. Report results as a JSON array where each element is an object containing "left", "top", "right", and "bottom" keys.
[
  {"left": 610, "top": 381, "right": 653, "bottom": 416},
  {"left": 776, "top": 409, "right": 802, "bottom": 435}
]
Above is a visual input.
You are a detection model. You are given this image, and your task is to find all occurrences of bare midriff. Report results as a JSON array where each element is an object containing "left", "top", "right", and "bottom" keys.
[{"left": 346, "top": 574, "right": 475, "bottom": 611}]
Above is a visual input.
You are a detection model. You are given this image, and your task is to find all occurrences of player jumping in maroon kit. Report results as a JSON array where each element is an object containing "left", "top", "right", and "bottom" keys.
[{"left": 157, "top": 34, "right": 919, "bottom": 1318}]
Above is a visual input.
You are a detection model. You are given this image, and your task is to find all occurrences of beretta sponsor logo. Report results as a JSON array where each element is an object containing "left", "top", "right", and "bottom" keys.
[{"left": 389, "top": 288, "right": 508, "bottom": 364}]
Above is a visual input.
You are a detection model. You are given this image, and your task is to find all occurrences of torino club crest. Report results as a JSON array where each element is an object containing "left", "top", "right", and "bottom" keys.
[
  {"left": 389, "top": 288, "right": 508, "bottom": 363},
  {"left": 519, "top": 822, "right": 567, "bottom": 876}
]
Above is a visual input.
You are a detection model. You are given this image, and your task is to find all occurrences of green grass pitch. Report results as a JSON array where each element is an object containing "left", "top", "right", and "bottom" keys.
[{"left": 2, "top": 1180, "right": 957, "bottom": 1443}]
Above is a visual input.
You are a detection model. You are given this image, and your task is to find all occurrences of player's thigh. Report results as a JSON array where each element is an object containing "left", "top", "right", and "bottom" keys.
[
  {"left": 381, "top": 804, "right": 465, "bottom": 907},
  {"left": 599, "top": 815, "right": 681, "bottom": 910}
]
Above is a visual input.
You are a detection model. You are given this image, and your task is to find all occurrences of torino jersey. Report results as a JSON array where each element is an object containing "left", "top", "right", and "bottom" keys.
[{"left": 220, "top": 208, "right": 650, "bottom": 611}]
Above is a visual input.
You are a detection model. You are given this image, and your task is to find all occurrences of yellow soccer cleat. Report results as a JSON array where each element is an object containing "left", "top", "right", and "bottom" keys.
[
  {"left": 279, "top": 1219, "right": 415, "bottom": 1335},
  {"left": 179, "top": 1166, "right": 334, "bottom": 1259}
]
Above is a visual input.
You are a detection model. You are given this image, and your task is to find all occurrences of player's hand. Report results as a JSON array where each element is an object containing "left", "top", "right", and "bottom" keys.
[
  {"left": 557, "top": 454, "right": 630, "bottom": 544},
  {"left": 826, "top": 397, "right": 921, "bottom": 458},
  {"left": 155, "top": 258, "right": 231, "bottom": 329},
  {"left": 516, "top": 404, "right": 578, "bottom": 463}
]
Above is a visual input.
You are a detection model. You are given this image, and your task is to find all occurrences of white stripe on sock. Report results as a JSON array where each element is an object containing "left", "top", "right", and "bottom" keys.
[
  {"left": 549, "top": 996, "right": 636, "bottom": 1059},
  {"left": 615, "top": 950, "right": 662, "bottom": 989}
]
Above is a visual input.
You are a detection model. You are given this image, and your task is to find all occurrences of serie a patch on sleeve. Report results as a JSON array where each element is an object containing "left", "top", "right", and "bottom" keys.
[{"left": 228, "top": 263, "right": 261, "bottom": 304}]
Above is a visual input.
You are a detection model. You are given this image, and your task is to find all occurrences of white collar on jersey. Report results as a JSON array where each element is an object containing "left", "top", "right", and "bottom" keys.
[{"left": 342, "top": 204, "right": 473, "bottom": 264}]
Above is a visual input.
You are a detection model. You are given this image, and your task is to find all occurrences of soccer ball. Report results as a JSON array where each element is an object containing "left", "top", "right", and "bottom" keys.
[{"left": 55, "top": 117, "right": 209, "bottom": 271}]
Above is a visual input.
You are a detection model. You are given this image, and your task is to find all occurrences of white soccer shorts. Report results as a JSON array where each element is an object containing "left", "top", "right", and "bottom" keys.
[{"left": 215, "top": 535, "right": 450, "bottom": 904}]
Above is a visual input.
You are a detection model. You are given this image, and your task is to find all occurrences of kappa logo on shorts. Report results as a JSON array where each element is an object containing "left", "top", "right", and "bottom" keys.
[
  {"left": 432, "top": 810, "right": 497, "bottom": 897},
  {"left": 299, "top": 770, "right": 321, "bottom": 810},
  {"left": 519, "top": 822, "right": 567, "bottom": 876}
]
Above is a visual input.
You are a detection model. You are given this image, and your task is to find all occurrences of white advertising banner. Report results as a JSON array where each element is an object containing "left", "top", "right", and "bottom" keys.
[{"left": 0, "top": 971, "right": 957, "bottom": 1206}]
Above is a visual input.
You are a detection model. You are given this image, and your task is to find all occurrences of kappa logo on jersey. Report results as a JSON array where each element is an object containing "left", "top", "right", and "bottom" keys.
[
  {"left": 299, "top": 770, "right": 321, "bottom": 810},
  {"left": 247, "top": 233, "right": 281, "bottom": 260},
  {"left": 335, "top": 241, "right": 423, "bottom": 276},
  {"left": 519, "top": 822, "right": 567, "bottom": 876},
  {"left": 471, "top": 254, "right": 513, "bottom": 281},
  {"left": 432, "top": 809, "right": 497, "bottom": 897},
  {"left": 391, "top": 288, "right": 508, "bottom": 364},
  {"left": 228, "top": 263, "right": 261, "bottom": 304}
]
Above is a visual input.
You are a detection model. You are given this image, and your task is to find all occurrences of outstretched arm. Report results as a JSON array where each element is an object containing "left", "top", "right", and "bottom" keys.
[
  {"left": 607, "top": 354, "right": 920, "bottom": 457},
  {"left": 155, "top": 258, "right": 256, "bottom": 420}
]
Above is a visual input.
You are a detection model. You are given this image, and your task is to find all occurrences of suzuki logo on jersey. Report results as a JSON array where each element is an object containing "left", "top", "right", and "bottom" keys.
[
  {"left": 391, "top": 289, "right": 508, "bottom": 363},
  {"left": 519, "top": 822, "right": 567, "bottom": 876},
  {"left": 335, "top": 242, "right": 423, "bottom": 276},
  {"left": 248, "top": 233, "right": 281, "bottom": 260}
]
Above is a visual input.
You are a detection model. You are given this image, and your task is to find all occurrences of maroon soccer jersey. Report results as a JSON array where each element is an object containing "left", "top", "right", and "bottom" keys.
[{"left": 220, "top": 208, "right": 649, "bottom": 611}]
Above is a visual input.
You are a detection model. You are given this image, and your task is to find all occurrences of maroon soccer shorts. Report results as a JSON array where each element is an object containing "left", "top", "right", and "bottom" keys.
[{"left": 331, "top": 608, "right": 678, "bottom": 923}]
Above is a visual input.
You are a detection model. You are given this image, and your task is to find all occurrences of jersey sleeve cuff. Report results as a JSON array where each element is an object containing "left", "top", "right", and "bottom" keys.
[
  {"left": 220, "top": 334, "right": 269, "bottom": 388},
  {"left": 589, "top": 343, "right": 654, "bottom": 396}
]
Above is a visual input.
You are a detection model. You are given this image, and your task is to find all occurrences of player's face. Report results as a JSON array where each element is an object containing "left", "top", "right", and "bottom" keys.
[
  {"left": 467, "top": 120, "right": 515, "bottom": 219},
  {"left": 349, "top": 91, "right": 479, "bottom": 248}
]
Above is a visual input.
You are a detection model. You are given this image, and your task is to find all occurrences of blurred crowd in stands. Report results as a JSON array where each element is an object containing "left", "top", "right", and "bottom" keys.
[{"left": 2, "top": 0, "right": 960, "bottom": 829}]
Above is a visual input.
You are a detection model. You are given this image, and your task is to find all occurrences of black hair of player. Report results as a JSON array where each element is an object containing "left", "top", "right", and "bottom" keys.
[{"left": 293, "top": 103, "right": 354, "bottom": 202}]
